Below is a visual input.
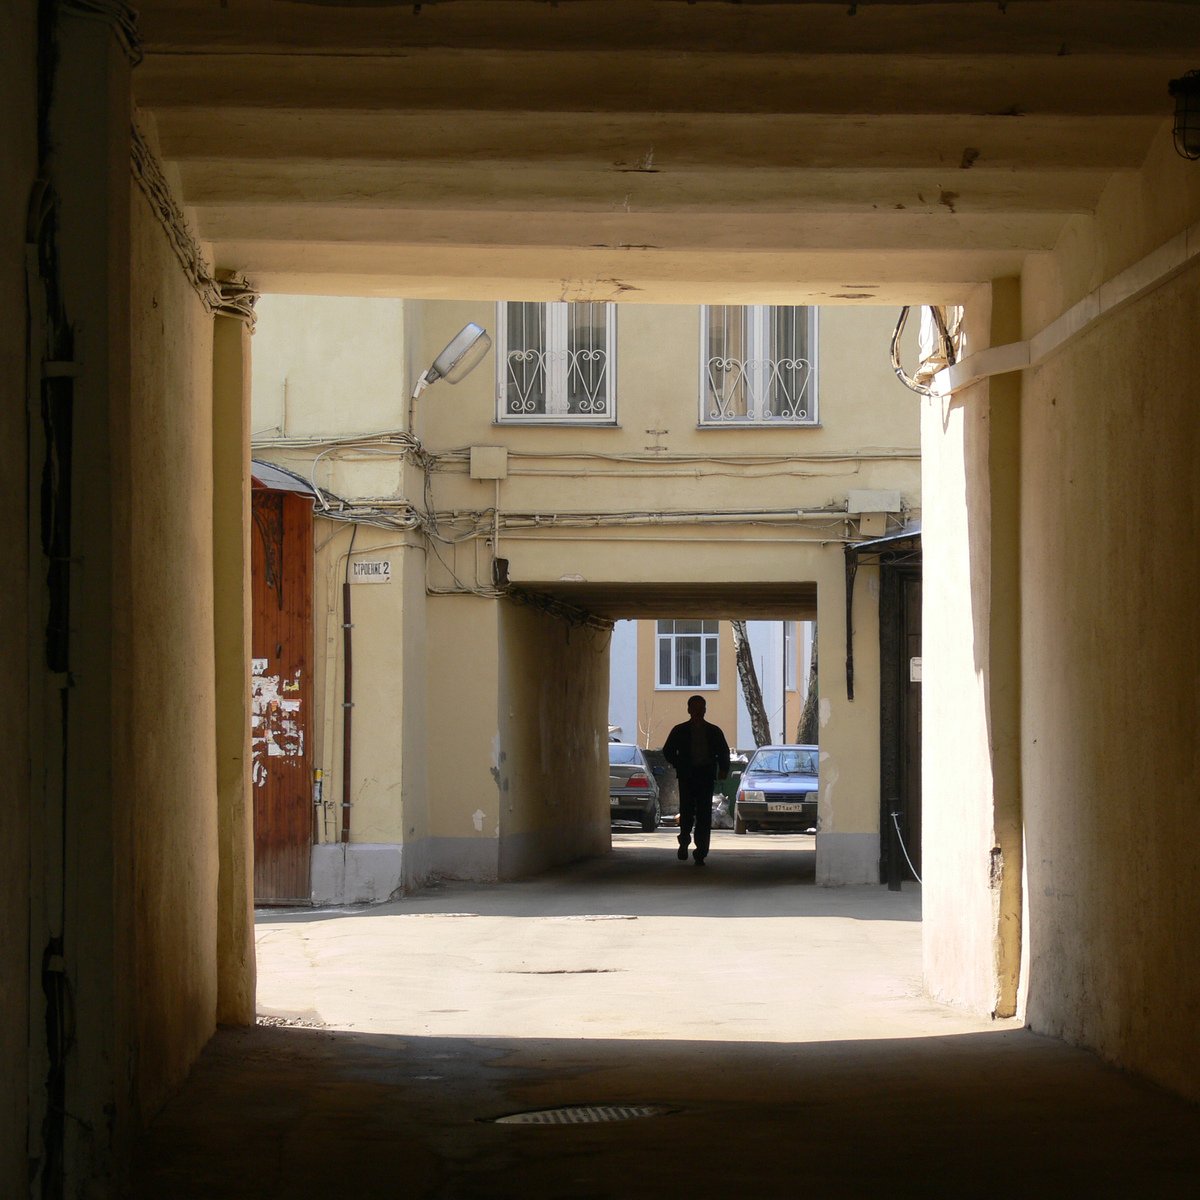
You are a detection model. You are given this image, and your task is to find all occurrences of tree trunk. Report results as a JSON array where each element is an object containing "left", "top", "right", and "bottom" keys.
[
  {"left": 732, "top": 620, "right": 772, "bottom": 747},
  {"left": 798, "top": 625, "right": 819, "bottom": 744}
]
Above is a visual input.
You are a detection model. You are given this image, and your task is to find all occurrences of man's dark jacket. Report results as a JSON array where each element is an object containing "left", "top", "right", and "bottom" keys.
[{"left": 662, "top": 719, "right": 731, "bottom": 780}]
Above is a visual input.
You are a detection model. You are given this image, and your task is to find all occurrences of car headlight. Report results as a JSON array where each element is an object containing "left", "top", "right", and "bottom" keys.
[{"left": 740, "top": 790, "right": 765, "bottom": 804}]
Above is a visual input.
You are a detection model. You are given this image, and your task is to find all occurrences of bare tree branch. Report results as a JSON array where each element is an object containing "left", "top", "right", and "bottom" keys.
[
  {"left": 798, "top": 624, "right": 819, "bottom": 744},
  {"left": 732, "top": 620, "right": 772, "bottom": 747}
]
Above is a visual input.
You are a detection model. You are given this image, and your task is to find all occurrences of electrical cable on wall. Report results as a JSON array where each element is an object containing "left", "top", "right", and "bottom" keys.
[
  {"left": 260, "top": 420, "right": 909, "bottom": 620},
  {"left": 130, "top": 123, "right": 258, "bottom": 327},
  {"left": 891, "top": 811, "right": 923, "bottom": 884},
  {"left": 890, "top": 305, "right": 959, "bottom": 397},
  {"left": 63, "top": 0, "right": 142, "bottom": 64}
]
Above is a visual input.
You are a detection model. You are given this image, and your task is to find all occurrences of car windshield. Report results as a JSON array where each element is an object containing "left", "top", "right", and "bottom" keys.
[
  {"left": 748, "top": 748, "right": 818, "bottom": 775},
  {"left": 608, "top": 744, "right": 641, "bottom": 765}
]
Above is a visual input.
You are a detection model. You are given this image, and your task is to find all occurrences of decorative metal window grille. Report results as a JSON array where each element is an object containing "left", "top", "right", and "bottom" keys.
[
  {"left": 498, "top": 301, "right": 615, "bottom": 421},
  {"left": 700, "top": 305, "right": 817, "bottom": 425},
  {"left": 656, "top": 619, "right": 720, "bottom": 689}
]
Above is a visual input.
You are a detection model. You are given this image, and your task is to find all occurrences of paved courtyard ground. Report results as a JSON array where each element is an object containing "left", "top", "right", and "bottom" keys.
[{"left": 133, "top": 831, "right": 1200, "bottom": 1198}]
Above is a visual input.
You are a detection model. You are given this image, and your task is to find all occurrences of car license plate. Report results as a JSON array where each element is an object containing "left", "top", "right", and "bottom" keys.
[{"left": 768, "top": 802, "right": 806, "bottom": 812}]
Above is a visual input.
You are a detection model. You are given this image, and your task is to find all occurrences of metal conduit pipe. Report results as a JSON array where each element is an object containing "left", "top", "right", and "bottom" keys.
[
  {"left": 494, "top": 510, "right": 853, "bottom": 529},
  {"left": 341, "top": 581, "right": 353, "bottom": 844}
]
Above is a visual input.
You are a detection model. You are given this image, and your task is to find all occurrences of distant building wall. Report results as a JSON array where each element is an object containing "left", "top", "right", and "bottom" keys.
[
  {"left": 252, "top": 299, "right": 920, "bottom": 894},
  {"left": 607, "top": 620, "right": 638, "bottom": 740}
]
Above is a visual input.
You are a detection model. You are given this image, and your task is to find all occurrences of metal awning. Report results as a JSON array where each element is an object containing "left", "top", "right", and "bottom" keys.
[
  {"left": 251, "top": 459, "right": 317, "bottom": 496},
  {"left": 844, "top": 520, "right": 922, "bottom": 565}
]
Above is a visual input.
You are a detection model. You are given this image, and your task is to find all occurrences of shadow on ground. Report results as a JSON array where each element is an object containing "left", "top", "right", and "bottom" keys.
[
  {"left": 263, "top": 832, "right": 918, "bottom": 925},
  {"left": 132, "top": 1023, "right": 1200, "bottom": 1199}
]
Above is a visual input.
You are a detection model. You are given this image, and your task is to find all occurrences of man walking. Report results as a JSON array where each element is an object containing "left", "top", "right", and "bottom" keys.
[{"left": 662, "top": 695, "right": 730, "bottom": 866}]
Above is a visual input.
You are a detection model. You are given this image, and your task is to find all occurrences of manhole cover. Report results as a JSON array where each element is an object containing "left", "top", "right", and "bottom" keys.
[{"left": 489, "top": 1104, "right": 672, "bottom": 1126}]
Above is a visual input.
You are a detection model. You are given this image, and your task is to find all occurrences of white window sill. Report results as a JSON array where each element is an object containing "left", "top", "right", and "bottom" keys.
[
  {"left": 695, "top": 421, "right": 822, "bottom": 430},
  {"left": 494, "top": 419, "right": 619, "bottom": 428}
]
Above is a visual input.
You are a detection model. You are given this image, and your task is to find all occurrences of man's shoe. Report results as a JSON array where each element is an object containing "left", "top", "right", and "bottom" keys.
[
  {"left": 693, "top": 853, "right": 706, "bottom": 866},
  {"left": 676, "top": 846, "right": 688, "bottom": 861}
]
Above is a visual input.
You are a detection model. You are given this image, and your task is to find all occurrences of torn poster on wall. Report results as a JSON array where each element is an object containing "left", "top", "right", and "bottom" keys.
[{"left": 251, "top": 668, "right": 304, "bottom": 787}]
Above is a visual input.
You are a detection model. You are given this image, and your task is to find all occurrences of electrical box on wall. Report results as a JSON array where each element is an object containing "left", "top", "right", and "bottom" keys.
[
  {"left": 470, "top": 446, "right": 509, "bottom": 480},
  {"left": 858, "top": 512, "right": 888, "bottom": 537}
]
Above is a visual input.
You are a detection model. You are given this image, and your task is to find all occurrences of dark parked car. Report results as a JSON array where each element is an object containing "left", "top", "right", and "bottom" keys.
[
  {"left": 641, "top": 749, "right": 678, "bottom": 816},
  {"left": 734, "top": 744, "right": 819, "bottom": 834},
  {"left": 609, "top": 742, "right": 661, "bottom": 831}
]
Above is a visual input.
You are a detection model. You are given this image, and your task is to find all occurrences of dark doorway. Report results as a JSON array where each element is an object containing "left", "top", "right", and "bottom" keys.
[{"left": 877, "top": 536, "right": 922, "bottom": 883}]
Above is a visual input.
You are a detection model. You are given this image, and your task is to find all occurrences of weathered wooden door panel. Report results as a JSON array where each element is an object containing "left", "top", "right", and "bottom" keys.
[{"left": 251, "top": 489, "right": 313, "bottom": 903}]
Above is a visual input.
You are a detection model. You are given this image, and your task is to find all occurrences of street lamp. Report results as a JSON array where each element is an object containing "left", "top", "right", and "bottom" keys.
[{"left": 408, "top": 322, "right": 493, "bottom": 431}]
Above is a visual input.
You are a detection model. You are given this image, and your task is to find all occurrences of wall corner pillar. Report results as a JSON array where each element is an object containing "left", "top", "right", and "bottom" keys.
[
  {"left": 986, "top": 278, "right": 1023, "bottom": 1018},
  {"left": 922, "top": 277, "right": 1024, "bottom": 1018},
  {"left": 212, "top": 313, "right": 256, "bottom": 1024}
]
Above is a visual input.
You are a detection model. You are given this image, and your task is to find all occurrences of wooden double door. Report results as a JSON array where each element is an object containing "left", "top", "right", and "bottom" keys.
[{"left": 251, "top": 487, "right": 313, "bottom": 904}]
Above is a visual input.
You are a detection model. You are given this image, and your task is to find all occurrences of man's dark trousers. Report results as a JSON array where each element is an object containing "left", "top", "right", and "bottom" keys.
[{"left": 678, "top": 770, "right": 715, "bottom": 860}]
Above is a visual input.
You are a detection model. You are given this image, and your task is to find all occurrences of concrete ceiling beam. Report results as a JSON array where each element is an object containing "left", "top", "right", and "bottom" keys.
[
  {"left": 176, "top": 160, "right": 1110, "bottom": 215},
  {"left": 135, "top": 51, "right": 1190, "bottom": 117},
  {"left": 196, "top": 206, "right": 1067, "bottom": 252},
  {"left": 152, "top": 109, "right": 1158, "bottom": 172},
  {"left": 137, "top": 0, "right": 1200, "bottom": 58},
  {"left": 204, "top": 239, "right": 1033, "bottom": 304},
  {"left": 129, "top": 1, "right": 1200, "bottom": 301}
]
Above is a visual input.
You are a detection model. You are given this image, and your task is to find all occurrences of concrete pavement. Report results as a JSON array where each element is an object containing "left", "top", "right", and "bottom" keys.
[{"left": 132, "top": 832, "right": 1200, "bottom": 1198}]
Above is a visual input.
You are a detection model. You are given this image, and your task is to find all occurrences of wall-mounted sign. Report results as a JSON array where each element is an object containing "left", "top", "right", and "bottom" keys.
[
  {"left": 909, "top": 656, "right": 923, "bottom": 683},
  {"left": 351, "top": 559, "right": 392, "bottom": 584}
]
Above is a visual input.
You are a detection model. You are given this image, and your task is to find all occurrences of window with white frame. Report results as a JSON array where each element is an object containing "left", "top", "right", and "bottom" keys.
[
  {"left": 700, "top": 305, "right": 817, "bottom": 425},
  {"left": 497, "top": 301, "right": 616, "bottom": 422},
  {"left": 656, "top": 620, "right": 720, "bottom": 689}
]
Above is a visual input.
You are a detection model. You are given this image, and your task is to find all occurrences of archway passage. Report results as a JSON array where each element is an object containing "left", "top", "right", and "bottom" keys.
[{"left": 9, "top": 3, "right": 1200, "bottom": 1196}]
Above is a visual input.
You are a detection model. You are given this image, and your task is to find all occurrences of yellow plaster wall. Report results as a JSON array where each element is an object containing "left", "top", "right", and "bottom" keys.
[
  {"left": 399, "top": 541, "right": 431, "bottom": 860},
  {"left": 126, "top": 188, "right": 220, "bottom": 1114},
  {"left": 252, "top": 294, "right": 408, "bottom": 439},
  {"left": 340, "top": 539, "right": 406, "bottom": 845},
  {"left": 919, "top": 283, "right": 1011, "bottom": 1014},
  {"left": 922, "top": 128, "right": 1200, "bottom": 1062},
  {"left": 413, "top": 300, "right": 920, "bottom": 524},
  {"left": 309, "top": 518, "right": 353, "bottom": 843},
  {"left": 813, "top": 545, "right": 885, "bottom": 881},
  {"left": 211, "top": 316, "right": 256, "bottom": 1025},
  {"left": 0, "top": 7, "right": 34, "bottom": 1190},
  {"left": 497, "top": 602, "right": 611, "bottom": 878},
  {"left": 425, "top": 594, "right": 501, "bottom": 877},
  {"left": 1021, "top": 126, "right": 1200, "bottom": 334},
  {"left": 307, "top": 521, "right": 422, "bottom": 850},
  {"left": 1020, "top": 133, "right": 1200, "bottom": 1091},
  {"left": 1020, "top": 256, "right": 1200, "bottom": 1098}
]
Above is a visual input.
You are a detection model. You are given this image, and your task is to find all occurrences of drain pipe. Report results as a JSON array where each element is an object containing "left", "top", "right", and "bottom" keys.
[
  {"left": 341, "top": 577, "right": 353, "bottom": 844},
  {"left": 341, "top": 529, "right": 357, "bottom": 844}
]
